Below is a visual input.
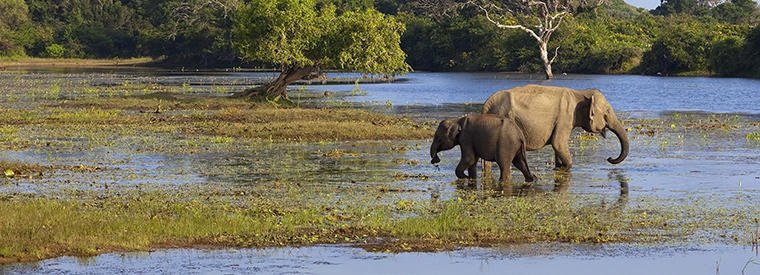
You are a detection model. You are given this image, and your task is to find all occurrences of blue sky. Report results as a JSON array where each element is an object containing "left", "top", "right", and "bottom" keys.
[{"left": 625, "top": 0, "right": 660, "bottom": 9}]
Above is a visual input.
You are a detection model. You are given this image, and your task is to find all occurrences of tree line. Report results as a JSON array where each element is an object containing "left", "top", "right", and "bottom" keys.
[{"left": 1, "top": 0, "right": 759, "bottom": 78}]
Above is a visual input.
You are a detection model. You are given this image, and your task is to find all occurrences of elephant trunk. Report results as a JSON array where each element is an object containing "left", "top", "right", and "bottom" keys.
[
  {"left": 430, "top": 141, "right": 441, "bottom": 164},
  {"left": 606, "top": 118, "right": 629, "bottom": 164}
]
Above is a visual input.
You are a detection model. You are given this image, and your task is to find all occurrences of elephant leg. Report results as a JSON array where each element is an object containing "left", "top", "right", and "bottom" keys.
[
  {"left": 512, "top": 155, "right": 535, "bottom": 182},
  {"left": 551, "top": 141, "right": 572, "bottom": 170},
  {"left": 455, "top": 160, "right": 469, "bottom": 179},
  {"left": 496, "top": 160, "right": 512, "bottom": 184},
  {"left": 468, "top": 162, "right": 477, "bottom": 180},
  {"left": 456, "top": 147, "right": 477, "bottom": 179}
]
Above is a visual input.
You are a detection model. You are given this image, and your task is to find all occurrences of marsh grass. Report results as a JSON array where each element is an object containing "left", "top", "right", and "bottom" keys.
[
  {"left": 0, "top": 96, "right": 430, "bottom": 153},
  {"left": 1, "top": 187, "right": 758, "bottom": 263},
  {"left": 0, "top": 161, "right": 48, "bottom": 179},
  {"left": 0, "top": 161, "right": 101, "bottom": 179},
  {"left": 746, "top": 132, "right": 760, "bottom": 143}
]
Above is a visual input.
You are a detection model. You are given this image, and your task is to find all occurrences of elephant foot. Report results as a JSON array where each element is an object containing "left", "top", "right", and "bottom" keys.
[{"left": 525, "top": 174, "right": 537, "bottom": 182}]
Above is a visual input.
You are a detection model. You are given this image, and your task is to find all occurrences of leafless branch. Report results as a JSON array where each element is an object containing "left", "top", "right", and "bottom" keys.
[{"left": 550, "top": 46, "right": 560, "bottom": 64}]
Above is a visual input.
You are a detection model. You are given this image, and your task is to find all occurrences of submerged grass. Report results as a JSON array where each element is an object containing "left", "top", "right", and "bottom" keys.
[
  {"left": 1, "top": 187, "right": 758, "bottom": 263},
  {"left": 0, "top": 160, "right": 102, "bottom": 180}
]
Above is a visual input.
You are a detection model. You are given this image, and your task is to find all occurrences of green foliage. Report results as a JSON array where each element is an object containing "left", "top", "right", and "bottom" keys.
[
  {"left": 233, "top": 0, "right": 324, "bottom": 67},
  {"left": 43, "top": 43, "right": 65, "bottom": 58},
  {"left": 400, "top": 12, "right": 537, "bottom": 72},
  {"left": 639, "top": 20, "right": 706, "bottom": 74},
  {"left": 737, "top": 24, "right": 760, "bottom": 78},
  {"left": 711, "top": 0, "right": 758, "bottom": 24},
  {"left": 554, "top": 12, "right": 656, "bottom": 73},
  {"left": 0, "top": 0, "right": 34, "bottom": 56},
  {"left": 157, "top": 0, "right": 242, "bottom": 66},
  {"left": 708, "top": 36, "right": 745, "bottom": 75},
  {"left": 637, "top": 16, "right": 750, "bottom": 75},
  {"left": 746, "top": 132, "right": 760, "bottom": 142},
  {"left": 233, "top": 0, "right": 409, "bottom": 75},
  {"left": 652, "top": 0, "right": 709, "bottom": 16},
  {"left": 0, "top": 0, "right": 759, "bottom": 78}
]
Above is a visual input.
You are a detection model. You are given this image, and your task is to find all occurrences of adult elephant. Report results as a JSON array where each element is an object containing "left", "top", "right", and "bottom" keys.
[{"left": 482, "top": 84, "right": 628, "bottom": 170}]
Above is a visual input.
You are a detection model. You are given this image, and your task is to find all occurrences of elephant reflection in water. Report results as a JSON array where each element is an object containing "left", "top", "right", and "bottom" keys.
[{"left": 452, "top": 169, "right": 630, "bottom": 209}]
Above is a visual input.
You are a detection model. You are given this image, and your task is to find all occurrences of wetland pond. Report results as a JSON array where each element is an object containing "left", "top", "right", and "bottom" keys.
[{"left": 1, "top": 70, "right": 760, "bottom": 274}]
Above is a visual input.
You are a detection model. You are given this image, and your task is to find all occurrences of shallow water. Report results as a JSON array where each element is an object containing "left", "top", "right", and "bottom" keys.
[
  {"left": 2, "top": 69, "right": 760, "bottom": 272},
  {"left": 2, "top": 244, "right": 759, "bottom": 274},
  {"left": 299, "top": 72, "right": 760, "bottom": 115}
]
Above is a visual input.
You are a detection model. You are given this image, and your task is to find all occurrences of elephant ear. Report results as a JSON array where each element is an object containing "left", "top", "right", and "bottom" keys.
[
  {"left": 588, "top": 90, "right": 607, "bottom": 132},
  {"left": 446, "top": 116, "right": 467, "bottom": 141},
  {"left": 589, "top": 93, "right": 597, "bottom": 121}
]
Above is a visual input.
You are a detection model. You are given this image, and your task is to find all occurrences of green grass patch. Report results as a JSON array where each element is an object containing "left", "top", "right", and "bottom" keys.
[
  {"left": 0, "top": 95, "right": 431, "bottom": 144},
  {"left": 746, "top": 132, "right": 760, "bottom": 143},
  {"left": 1, "top": 187, "right": 758, "bottom": 263}
]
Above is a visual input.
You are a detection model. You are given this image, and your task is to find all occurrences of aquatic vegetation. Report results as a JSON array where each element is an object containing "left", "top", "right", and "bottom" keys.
[
  {"left": 0, "top": 161, "right": 101, "bottom": 180},
  {"left": 1, "top": 187, "right": 758, "bottom": 263},
  {"left": 350, "top": 80, "right": 367, "bottom": 96},
  {"left": 0, "top": 161, "right": 47, "bottom": 179},
  {"left": 746, "top": 132, "right": 760, "bottom": 143}
]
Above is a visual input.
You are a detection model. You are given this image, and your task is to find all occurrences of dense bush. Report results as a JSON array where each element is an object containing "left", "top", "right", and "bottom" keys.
[
  {"left": 0, "top": 0, "right": 35, "bottom": 56},
  {"left": 639, "top": 17, "right": 750, "bottom": 75}
]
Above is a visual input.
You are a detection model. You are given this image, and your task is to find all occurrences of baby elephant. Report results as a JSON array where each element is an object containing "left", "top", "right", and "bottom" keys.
[{"left": 430, "top": 114, "right": 536, "bottom": 183}]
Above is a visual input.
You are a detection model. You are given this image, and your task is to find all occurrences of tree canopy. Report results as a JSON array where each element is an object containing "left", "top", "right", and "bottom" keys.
[
  {"left": 2, "top": 0, "right": 760, "bottom": 78},
  {"left": 0, "top": 0, "right": 34, "bottom": 56},
  {"left": 231, "top": 0, "right": 410, "bottom": 98}
]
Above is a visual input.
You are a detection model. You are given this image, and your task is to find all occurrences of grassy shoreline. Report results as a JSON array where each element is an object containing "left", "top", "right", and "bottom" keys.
[
  {"left": 0, "top": 57, "right": 156, "bottom": 68},
  {"left": 2, "top": 186, "right": 758, "bottom": 264},
  {"left": 1, "top": 57, "right": 722, "bottom": 78}
]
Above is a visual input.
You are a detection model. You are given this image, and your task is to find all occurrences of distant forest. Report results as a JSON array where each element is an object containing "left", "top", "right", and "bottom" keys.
[{"left": 2, "top": 0, "right": 760, "bottom": 77}]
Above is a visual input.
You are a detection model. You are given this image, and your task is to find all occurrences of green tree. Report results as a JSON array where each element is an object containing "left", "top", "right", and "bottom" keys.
[
  {"left": 639, "top": 20, "right": 711, "bottom": 75},
  {"left": 711, "top": 0, "right": 758, "bottom": 24},
  {"left": 638, "top": 17, "right": 746, "bottom": 75},
  {"left": 708, "top": 36, "right": 744, "bottom": 75},
  {"left": 25, "top": 0, "right": 149, "bottom": 58},
  {"left": 400, "top": 13, "right": 510, "bottom": 71},
  {"left": 463, "top": 0, "right": 575, "bottom": 79},
  {"left": 554, "top": 10, "right": 656, "bottom": 73},
  {"left": 232, "top": 0, "right": 410, "bottom": 99},
  {"left": 418, "top": 0, "right": 601, "bottom": 79},
  {"left": 0, "top": 0, "right": 33, "bottom": 56},
  {"left": 740, "top": 24, "right": 760, "bottom": 77},
  {"left": 159, "top": 0, "right": 242, "bottom": 66},
  {"left": 652, "top": 0, "right": 709, "bottom": 16}
]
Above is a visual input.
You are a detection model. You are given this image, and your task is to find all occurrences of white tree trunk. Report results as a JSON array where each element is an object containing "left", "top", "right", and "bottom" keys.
[{"left": 539, "top": 42, "right": 554, "bottom": 79}]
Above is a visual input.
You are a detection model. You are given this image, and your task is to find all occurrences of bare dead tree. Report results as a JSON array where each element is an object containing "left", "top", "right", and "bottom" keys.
[{"left": 415, "top": 0, "right": 583, "bottom": 79}]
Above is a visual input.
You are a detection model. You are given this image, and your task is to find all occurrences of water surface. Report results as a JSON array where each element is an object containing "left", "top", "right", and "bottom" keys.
[{"left": 3, "top": 245, "right": 758, "bottom": 274}]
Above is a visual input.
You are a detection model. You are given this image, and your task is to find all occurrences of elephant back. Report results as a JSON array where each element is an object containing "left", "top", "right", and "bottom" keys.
[{"left": 482, "top": 90, "right": 514, "bottom": 118}]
